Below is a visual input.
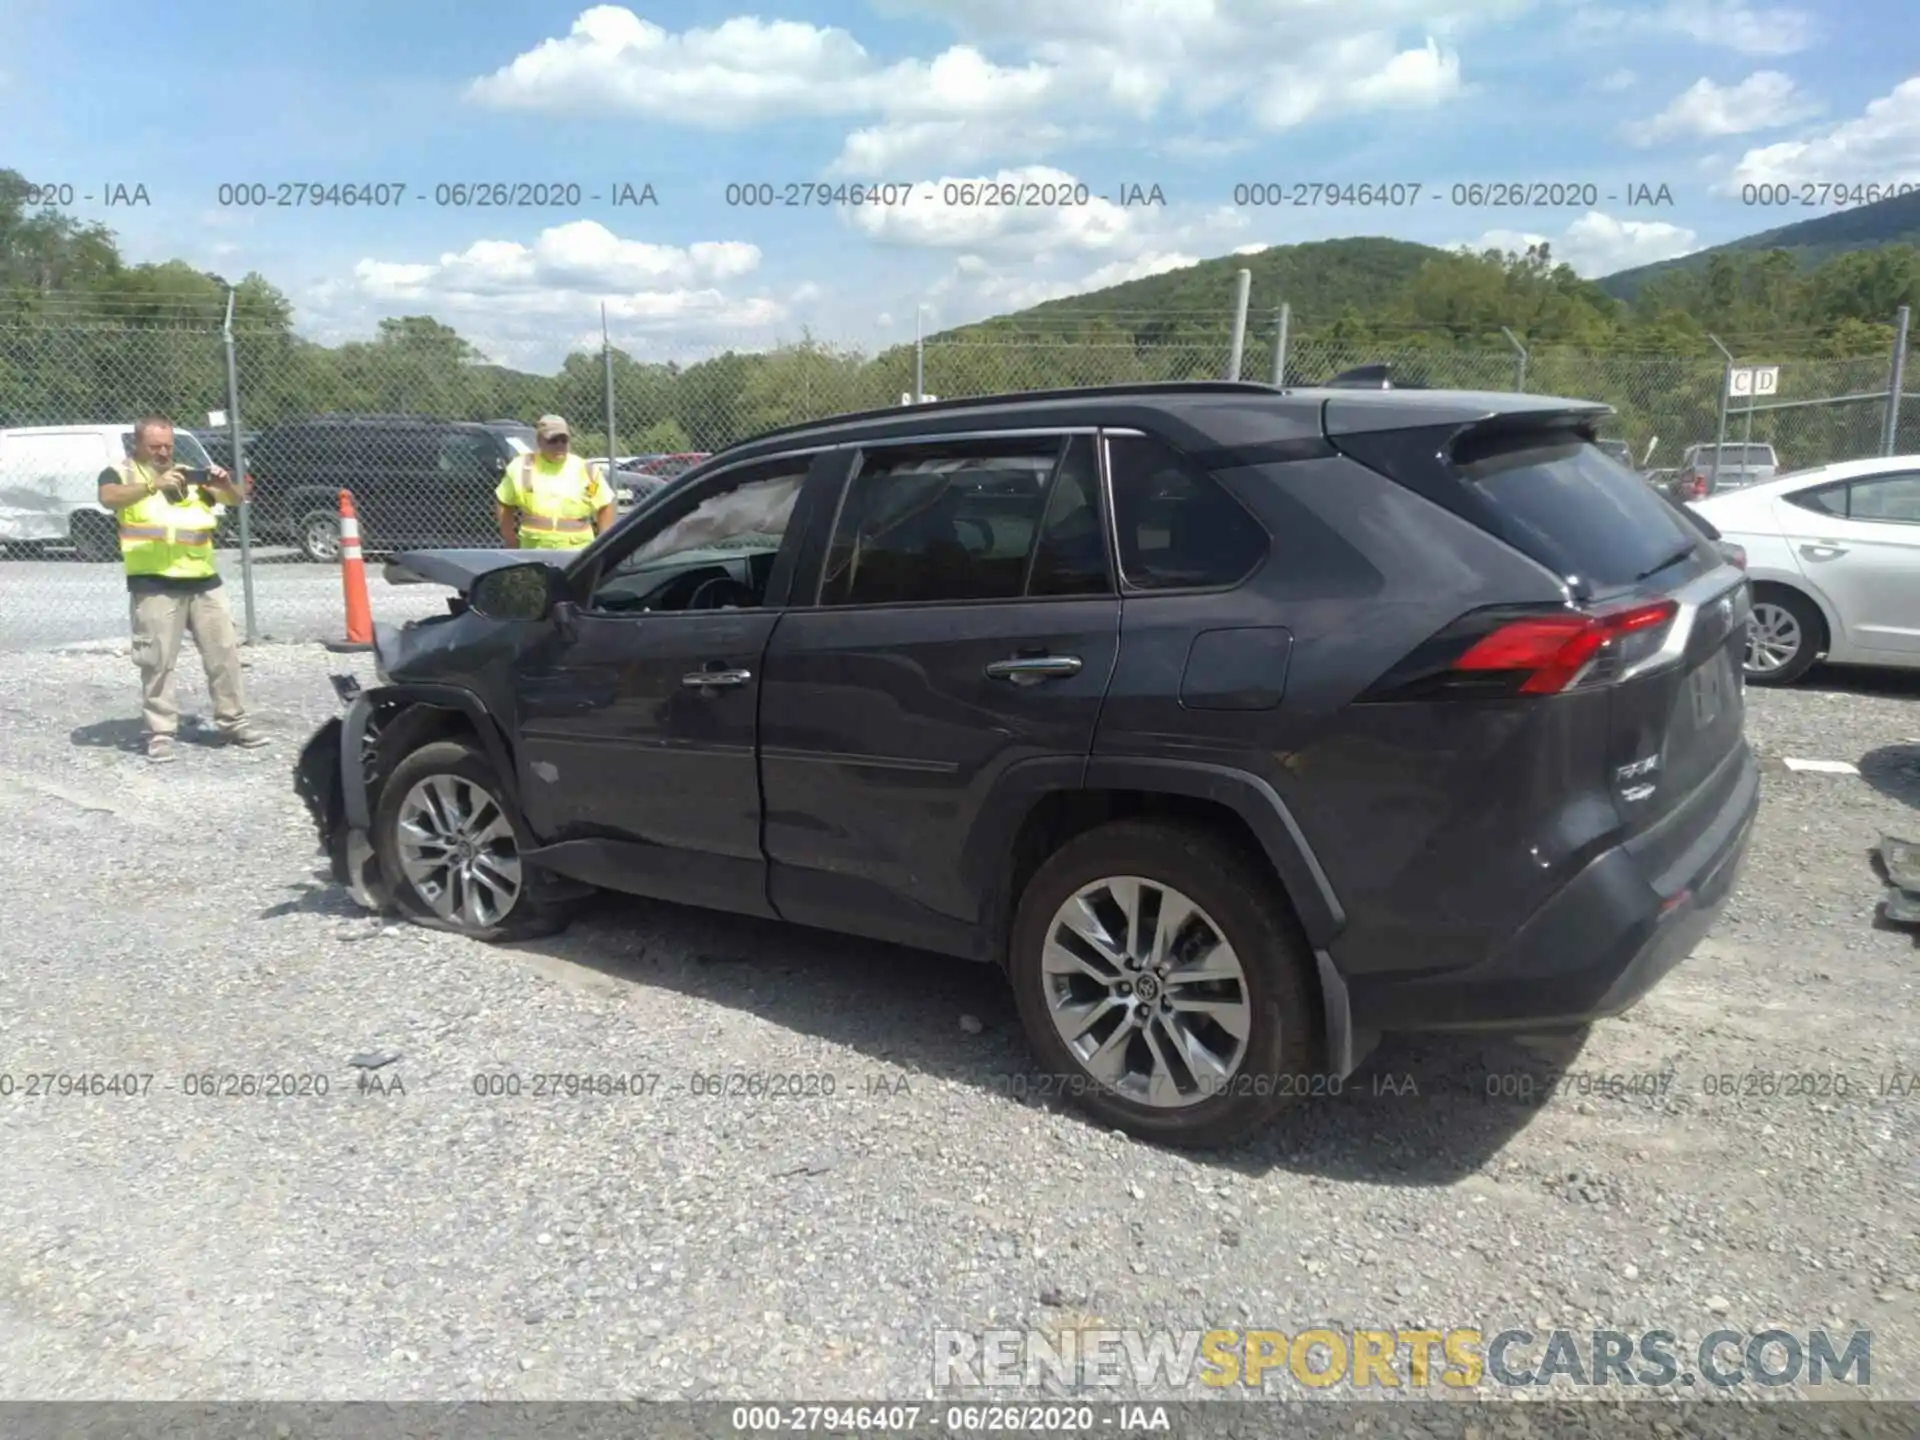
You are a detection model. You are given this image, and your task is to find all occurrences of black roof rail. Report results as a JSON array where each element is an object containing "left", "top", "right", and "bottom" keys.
[{"left": 735, "top": 380, "right": 1286, "bottom": 446}]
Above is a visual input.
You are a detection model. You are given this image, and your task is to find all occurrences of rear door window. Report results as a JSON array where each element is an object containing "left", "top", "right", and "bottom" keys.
[
  {"left": 1453, "top": 433, "right": 1699, "bottom": 589},
  {"left": 1843, "top": 473, "right": 1920, "bottom": 523}
]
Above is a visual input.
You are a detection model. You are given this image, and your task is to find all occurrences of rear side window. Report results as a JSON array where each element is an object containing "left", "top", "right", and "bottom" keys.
[
  {"left": 1454, "top": 434, "right": 1697, "bottom": 588},
  {"left": 1105, "top": 433, "right": 1267, "bottom": 589},
  {"left": 1785, "top": 484, "right": 1846, "bottom": 516},
  {"left": 1843, "top": 473, "right": 1920, "bottom": 522}
]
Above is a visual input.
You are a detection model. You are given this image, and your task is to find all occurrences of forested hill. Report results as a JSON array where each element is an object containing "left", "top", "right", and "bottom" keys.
[
  {"left": 964, "top": 238, "right": 1447, "bottom": 338},
  {"left": 1599, "top": 188, "right": 1920, "bottom": 301}
]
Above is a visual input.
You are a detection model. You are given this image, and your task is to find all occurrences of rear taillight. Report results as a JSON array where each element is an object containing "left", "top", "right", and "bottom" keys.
[{"left": 1360, "top": 599, "right": 1680, "bottom": 702}]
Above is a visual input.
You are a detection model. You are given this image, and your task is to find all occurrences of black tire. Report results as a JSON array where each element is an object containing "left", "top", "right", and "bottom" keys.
[
  {"left": 1744, "top": 585, "right": 1825, "bottom": 686},
  {"left": 296, "top": 508, "right": 341, "bottom": 564},
  {"left": 372, "top": 739, "right": 568, "bottom": 942},
  {"left": 69, "top": 511, "right": 118, "bottom": 562},
  {"left": 1007, "top": 819, "right": 1322, "bottom": 1150}
]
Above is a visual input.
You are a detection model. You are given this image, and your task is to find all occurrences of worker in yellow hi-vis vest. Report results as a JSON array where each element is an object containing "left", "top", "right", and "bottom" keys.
[
  {"left": 496, "top": 414, "right": 616, "bottom": 549},
  {"left": 97, "top": 415, "right": 268, "bottom": 764}
]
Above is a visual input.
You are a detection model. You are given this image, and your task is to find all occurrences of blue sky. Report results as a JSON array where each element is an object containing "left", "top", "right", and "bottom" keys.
[{"left": 5, "top": 0, "right": 1917, "bottom": 370}]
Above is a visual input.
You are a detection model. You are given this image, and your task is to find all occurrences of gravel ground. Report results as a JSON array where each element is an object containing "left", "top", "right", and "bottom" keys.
[
  {"left": 0, "top": 553, "right": 454, "bottom": 651},
  {"left": 0, "top": 641, "right": 1914, "bottom": 1413}
]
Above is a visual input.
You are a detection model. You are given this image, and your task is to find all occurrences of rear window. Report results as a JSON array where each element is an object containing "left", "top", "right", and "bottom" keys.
[
  {"left": 168, "top": 432, "right": 214, "bottom": 468},
  {"left": 1692, "top": 445, "right": 1775, "bottom": 464},
  {"left": 1454, "top": 434, "right": 1698, "bottom": 589}
]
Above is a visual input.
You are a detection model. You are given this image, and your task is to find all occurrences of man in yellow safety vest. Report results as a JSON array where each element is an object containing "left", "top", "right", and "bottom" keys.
[
  {"left": 496, "top": 414, "right": 616, "bottom": 549},
  {"left": 96, "top": 415, "right": 268, "bottom": 762}
]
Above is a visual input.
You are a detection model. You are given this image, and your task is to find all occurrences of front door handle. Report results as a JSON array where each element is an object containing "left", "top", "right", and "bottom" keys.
[
  {"left": 1799, "top": 541, "right": 1848, "bottom": 558},
  {"left": 985, "top": 655, "right": 1083, "bottom": 685},
  {"left": 682, "top": 668, "right": 752, "bottom": 689}
]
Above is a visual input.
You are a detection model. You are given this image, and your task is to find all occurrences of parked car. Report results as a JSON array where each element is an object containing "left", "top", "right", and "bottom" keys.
[
  {"left": 1671, "top": 442, "right": 1779, "bottom": 501},
  {"left": 1688, "top": 454, "right": 1920, "bottom": 684},
  {"left": 601, "top": 452, "right": 712, "bottom": 507},
  {"left": 295, "top": 380, "right": 1757, "bottom": 1148},
  {"left": 0, "top": 421, "right": 221, "bottom": 560},
  {"left": 246, "top": 415, "right": 538, "bottom": 562}
]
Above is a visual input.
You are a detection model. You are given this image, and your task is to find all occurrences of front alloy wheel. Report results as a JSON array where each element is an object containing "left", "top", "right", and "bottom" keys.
[
  {"left": 1042, "top": 876, "right": 1252, "bottom": 1107},
  {"left": 299, "top": 510, "right": 341, "bottom": 564},
  {"left": 393, "top": 772, "right": 523, "bottom": 929}
]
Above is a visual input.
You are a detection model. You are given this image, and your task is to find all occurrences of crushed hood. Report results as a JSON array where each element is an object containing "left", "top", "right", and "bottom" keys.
[{"left": 382, "top": 548, "right": 574, "bottom": 590}]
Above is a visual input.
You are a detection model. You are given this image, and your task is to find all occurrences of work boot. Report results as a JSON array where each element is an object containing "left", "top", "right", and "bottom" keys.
[
  {"left": 147, "top": 734, "right": 175, "bottom": 763},
  {"left": 221, "top": 723, "right": 270, "bottom": 749}
]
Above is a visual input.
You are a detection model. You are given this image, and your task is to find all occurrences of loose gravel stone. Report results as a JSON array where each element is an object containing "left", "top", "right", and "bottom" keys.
[{"left": 0, "top": 644, "right": 1912, "bottom": 1405}]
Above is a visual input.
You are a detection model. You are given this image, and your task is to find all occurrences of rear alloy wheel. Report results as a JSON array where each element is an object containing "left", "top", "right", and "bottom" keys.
[
  {"left": 1008, "top": 820, "right": 1321, "bottom": 1149},
  {"left": 298, "top": 509, "right": 341, "bottom": 564},
  {"left": 1745, "top": 588, "right": 1823, "bottom": 686},
  {"left": 372, "top": 740, "right": 565, "bottom": 940}
]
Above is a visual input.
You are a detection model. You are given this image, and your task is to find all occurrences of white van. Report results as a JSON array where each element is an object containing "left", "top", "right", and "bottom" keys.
[{"left": 0, "top": 423, "right": 221, "bottom": 560}]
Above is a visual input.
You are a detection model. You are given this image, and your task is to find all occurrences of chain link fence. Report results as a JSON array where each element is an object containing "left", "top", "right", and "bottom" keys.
[{"left": 2, "top": 315, "right": 1915, "bottom": 651}]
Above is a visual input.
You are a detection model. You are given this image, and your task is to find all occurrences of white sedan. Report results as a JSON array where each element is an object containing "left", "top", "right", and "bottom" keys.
[{"left": 1688, "top": 455, "right": 1920, "bottom": 684}]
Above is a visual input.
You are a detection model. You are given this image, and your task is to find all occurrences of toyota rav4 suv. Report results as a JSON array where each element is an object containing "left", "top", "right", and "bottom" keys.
[{"left": 295, "top": 381, "right": 1759, "bottom": 1148}]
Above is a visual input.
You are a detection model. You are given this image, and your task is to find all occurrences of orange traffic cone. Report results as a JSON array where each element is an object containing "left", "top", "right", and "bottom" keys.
[{"left": 324, "top": 489, "right": 374, "bottom": 654}]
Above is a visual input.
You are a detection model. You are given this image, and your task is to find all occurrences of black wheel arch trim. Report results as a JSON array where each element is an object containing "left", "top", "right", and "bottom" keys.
[
  {"left": 1078, "top": 756, "right": 1346, "bottom": 945},
  {"left": 340, "top": 683, "right": 526, "bottom": 841}
]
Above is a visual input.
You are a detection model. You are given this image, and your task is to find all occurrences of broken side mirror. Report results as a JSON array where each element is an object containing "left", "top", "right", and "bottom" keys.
[{"left": 467, "top": 561, "right": 565, "bottom": 622}]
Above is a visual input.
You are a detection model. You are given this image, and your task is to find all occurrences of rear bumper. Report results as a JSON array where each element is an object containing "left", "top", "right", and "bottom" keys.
[{"left": 1344, "top": 742, "right": 1759, "bottom": 1033}]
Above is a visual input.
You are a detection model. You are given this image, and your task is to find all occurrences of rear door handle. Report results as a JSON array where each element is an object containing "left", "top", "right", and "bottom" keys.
[
  {"left": 1799, "top": 541, "right": 1848, "bottom": 557},
  {"left": 682, "top": 668, "right": 751, "bottom": 689},
  {"left": 985, "top": 655, "right": 1082, "bottom": 685}
]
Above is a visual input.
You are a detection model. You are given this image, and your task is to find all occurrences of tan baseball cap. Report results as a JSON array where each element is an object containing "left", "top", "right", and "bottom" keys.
[{"left": 534, "top": 414, "right": 570, "bottom": 440}]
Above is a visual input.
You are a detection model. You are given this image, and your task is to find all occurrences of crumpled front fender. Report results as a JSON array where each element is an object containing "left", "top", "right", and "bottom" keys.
[{"left": 292, "top": 701, "right": 388, "bottom": 912}]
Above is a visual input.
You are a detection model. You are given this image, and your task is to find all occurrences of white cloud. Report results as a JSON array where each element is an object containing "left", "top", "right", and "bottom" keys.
[
  {"left": 310, "top": 219, "right": 788, "bottom": 368},
  {"left": 1594, "top": 68, "right": 1637, "bottom": 92},
  {"left": 1455, "top": 211, "right": 1701, "bottom": 275},
  {"left": 468, "top": 6, "right": 1052, "bottom": 131},
  {"left": 1722, "top": 76, "right": 1920, "bottom": 190},
  {"left": 472, "top": 3, "right": 1510, "bottom": 175},
  {"left": 1574, "top": 1, "right": 1815, "bottom": 55},
  {"left": 930, "top": 249, "right": 1202, "bottom": 313},
  {"left": 842, "top": 166, "right": 1253, "bottom": 318},
  {"left": 846, "top": 167, "right": 1146, "bottom": 255},
  {"left": 352, "top": 222, "right": 760, "bottom": 306},
  {"left": 1653, "top": 0, "right": 1816, "bottom": 54},
  {"left": 1623, "top": 71, "right": 1819, "bottom": 145}
]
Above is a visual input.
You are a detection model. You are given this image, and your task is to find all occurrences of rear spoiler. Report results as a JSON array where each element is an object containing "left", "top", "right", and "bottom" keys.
[{"left": 1320, "top": 364, "right": 1417, "bottom": 389}]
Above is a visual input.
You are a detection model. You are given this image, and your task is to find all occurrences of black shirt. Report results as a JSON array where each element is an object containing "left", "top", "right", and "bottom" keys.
[{"left": 97, "top": 466, "right": 225, "bottom": 596}]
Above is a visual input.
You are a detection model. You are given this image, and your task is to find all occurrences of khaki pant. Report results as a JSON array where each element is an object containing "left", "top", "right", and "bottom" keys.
[{"left": 128, "top": 586, "right": 248, "bottom": 736}]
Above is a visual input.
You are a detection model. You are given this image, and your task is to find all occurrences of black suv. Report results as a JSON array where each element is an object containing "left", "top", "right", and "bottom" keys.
[
  {"left": 247, "top": 415, "right": 537, "bottom": 562},
  {"left": 295, "top": 381, "right": 1759, "bottom": 1148}
]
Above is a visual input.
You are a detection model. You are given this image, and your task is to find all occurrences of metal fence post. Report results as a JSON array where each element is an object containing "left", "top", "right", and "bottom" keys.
[
  {"left": 1226, "top": 269, "right": 1251, "bottom": 380},
  {"left": 1885, "top": 305, "right": 1911, "bottom": 456},
  {"left": 1271, "top": 303, "right": 1290, "bottom": 385},
  {"left": 1708, "top": 334, "right": 1734, "bottom": 491},
  {"left": 913, "top": 305, "right": 925, "bottom": 403},
  {"left": 601, "top": 303, "right": 617, "bottom": 470},
  {"left": 221, "top": 288, "right": 257, "bottom": 644},
  {"left": 1500, "top": 327, "right": 1527, "bottom": 391}
]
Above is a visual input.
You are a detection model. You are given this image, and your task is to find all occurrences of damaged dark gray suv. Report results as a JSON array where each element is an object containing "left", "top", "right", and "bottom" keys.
[{"left": 295, "top": 380, "right": 1759, "bottom": 1148}]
